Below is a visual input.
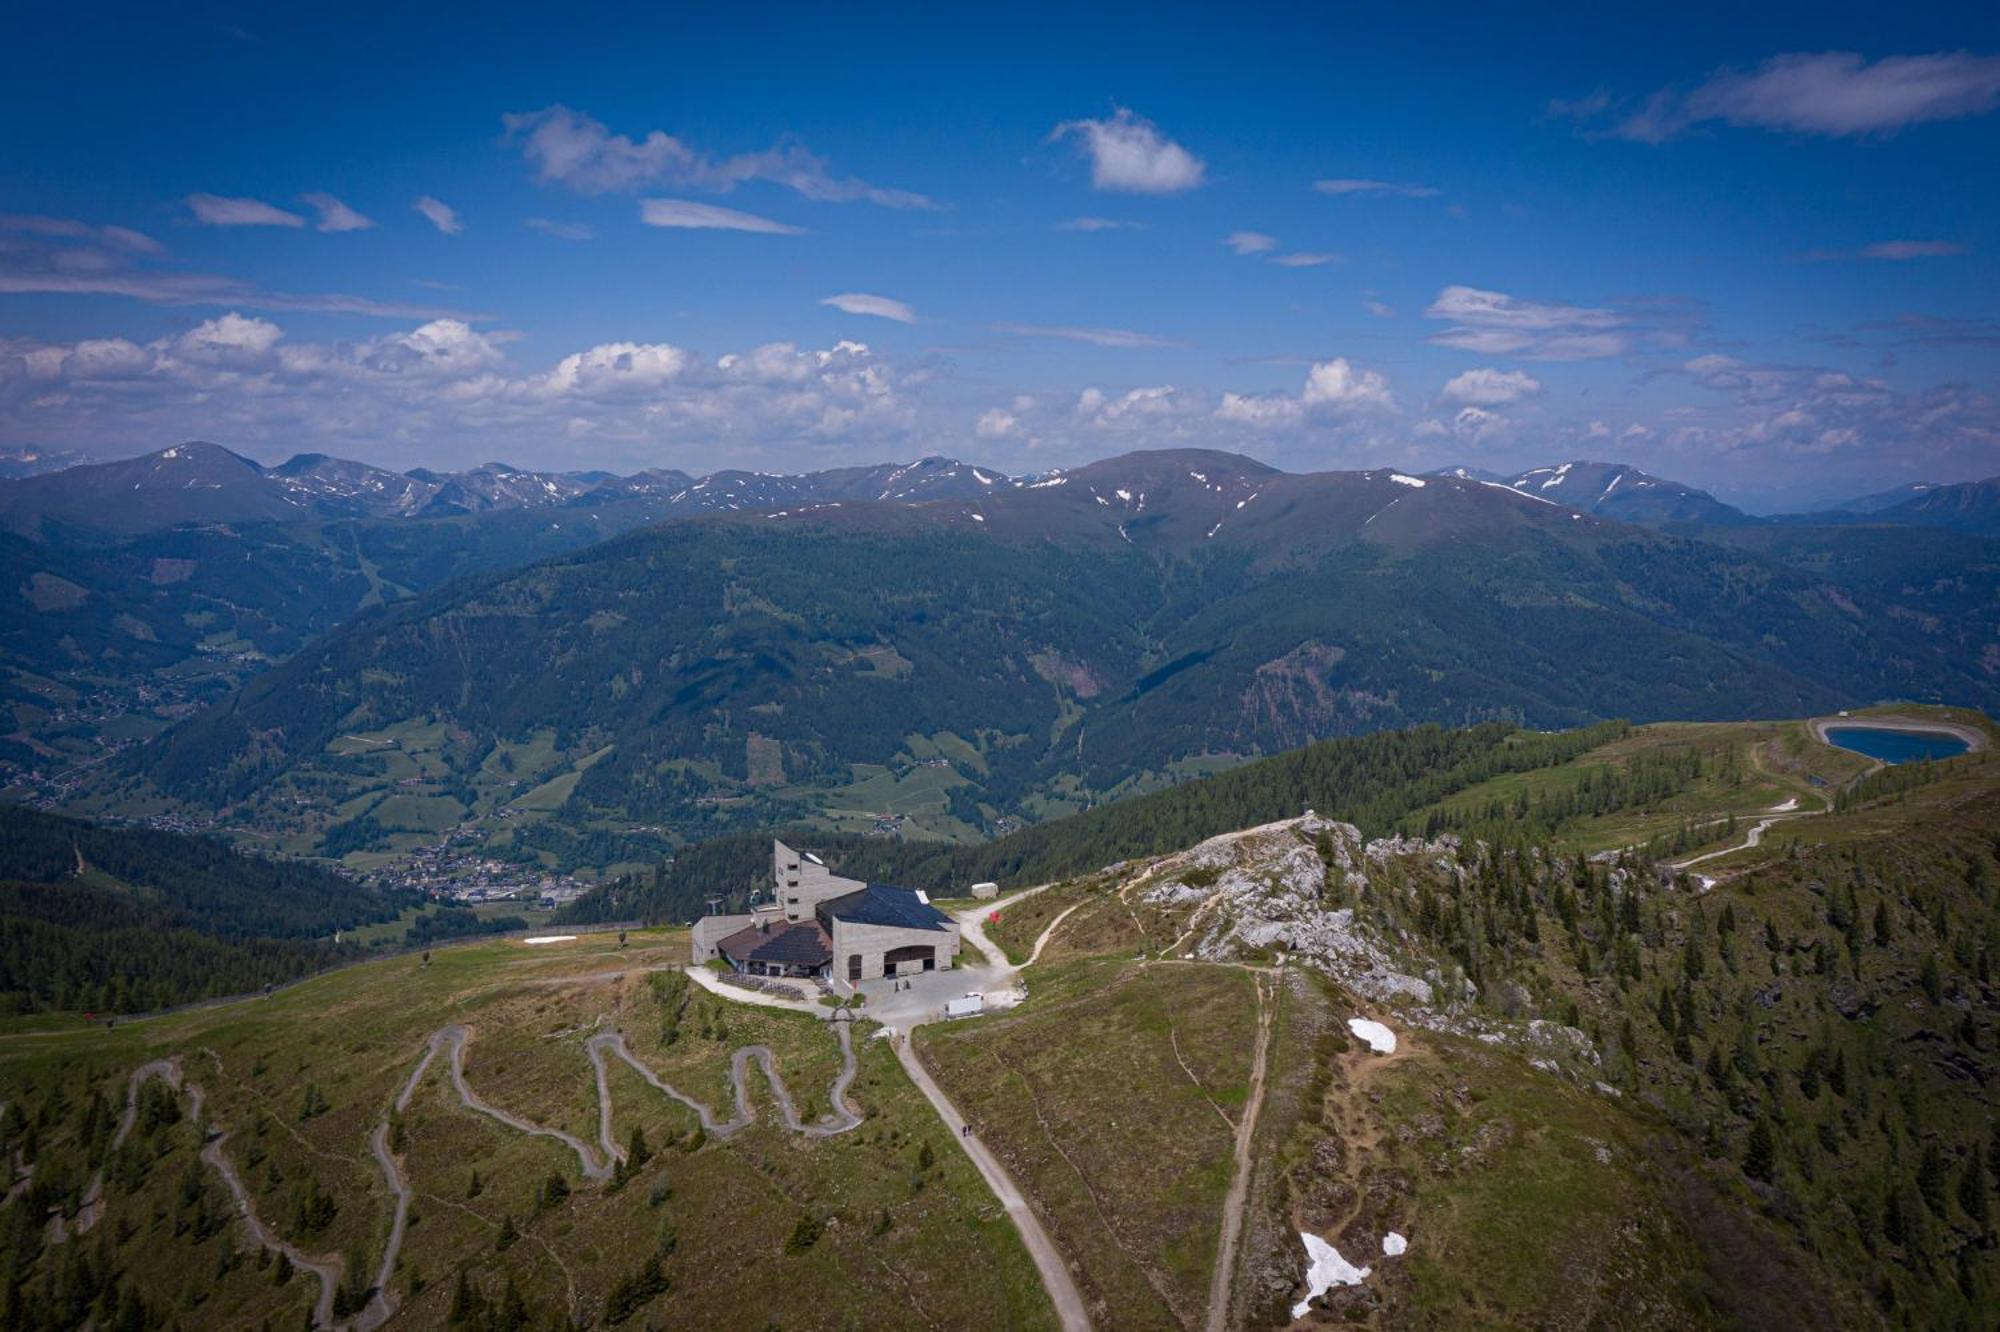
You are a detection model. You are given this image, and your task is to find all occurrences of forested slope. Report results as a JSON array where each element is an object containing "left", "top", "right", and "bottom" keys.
[{"left": 0, "top": 807, "right": 401, "bottom": 1013}]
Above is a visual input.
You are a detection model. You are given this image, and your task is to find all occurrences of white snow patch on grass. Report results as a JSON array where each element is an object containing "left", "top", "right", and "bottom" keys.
[
  {"left": 1382, "top": 1231, "right": 1407, "bottom": 1256},
  {"left": 1292, "top": 1233, "right": 1371, "bottom": 1319},
  {"left": 1348, "top": 1017, "right": 1397, "bottom": 1054},
  {"left": 1388, "top": 473, "right": 1426, "bottom": 488},
  {"left": 521, "top": 935, "right": 578, "bottom": 946}
]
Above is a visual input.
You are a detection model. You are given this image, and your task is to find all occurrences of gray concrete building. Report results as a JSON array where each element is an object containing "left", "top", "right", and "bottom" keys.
[{"left": 691, "top": 841, "right": 960, "bottom": 986}]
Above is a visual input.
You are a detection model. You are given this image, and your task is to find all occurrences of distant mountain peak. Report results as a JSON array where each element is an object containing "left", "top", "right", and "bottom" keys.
[
  {"left": 1498, "top": 460, "right": 1754, "bottom": 527},
  {"left": 153, "top": 440, "right": 262, "bottom": 470}
]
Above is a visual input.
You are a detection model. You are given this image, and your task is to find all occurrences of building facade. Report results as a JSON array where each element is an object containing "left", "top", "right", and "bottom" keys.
[{"left": 690, "top": 841, "right": 960, "bottom": 986}]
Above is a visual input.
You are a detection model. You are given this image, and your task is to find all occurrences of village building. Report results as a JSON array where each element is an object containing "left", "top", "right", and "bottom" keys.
[{"left": 692, "top": 840, "right": 960, "bottom": 986}]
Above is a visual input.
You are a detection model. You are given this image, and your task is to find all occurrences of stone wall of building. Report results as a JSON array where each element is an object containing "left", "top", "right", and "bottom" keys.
[
  {"left": 690, "top": 913, "right": 755, "bottom": 963},
  {"left": 773, "top": 839, "right": 867, "bottom": 922},
  {"left": 828, "top": 919, "right": 961, "bottom": 982}
]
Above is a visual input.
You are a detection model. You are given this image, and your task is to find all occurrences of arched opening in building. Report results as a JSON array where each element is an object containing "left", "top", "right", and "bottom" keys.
[{"left": 885, "top": 943, "right": 937, "bottom": 974}]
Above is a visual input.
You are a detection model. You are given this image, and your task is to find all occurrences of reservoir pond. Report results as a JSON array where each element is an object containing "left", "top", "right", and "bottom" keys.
[{"left": 1824, "top": 726, "right": 1971, "bottom": 765}]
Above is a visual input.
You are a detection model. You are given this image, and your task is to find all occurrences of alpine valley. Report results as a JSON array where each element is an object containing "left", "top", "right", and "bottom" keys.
[{"left": 9, "top": 445, "right": 1988, "bottom": 869}]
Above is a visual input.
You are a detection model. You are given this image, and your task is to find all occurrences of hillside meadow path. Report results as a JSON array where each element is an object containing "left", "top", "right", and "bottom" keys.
[
  {"left": 1647, "top": 730, "right": 1833, "bottom": 875},
  {"left": 585, "top": 1023, "right": 863, "bottom": 1143},
  {"left": 1206, "top": 967, "right": 1278, "bottom": 1332},
  {"left": 710, "top": 882, "right": 1092, "bottom": 1331},
  {"left": 83, "top": 1061, "right": 352, "bottom": 1329},
  {"left": 886, "top": 887, "right": 1092, "bottom": 1332},
  {"left": 71, "top": 975, "right": 875, "bottom": 1330}
]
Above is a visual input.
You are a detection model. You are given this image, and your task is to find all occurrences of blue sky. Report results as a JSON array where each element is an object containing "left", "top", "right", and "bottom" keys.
[{"left": 3, "top": 2, "right": 1997, "bottom": 508}]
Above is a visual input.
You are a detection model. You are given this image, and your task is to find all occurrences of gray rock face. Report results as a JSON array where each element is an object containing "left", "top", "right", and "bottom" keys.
[
  {"left": 1115, "top": 813, "right": 1610, "bottom": 1080},
  {"left": 1133, "top": 815, "right": 1436, "bottom": 1004}
]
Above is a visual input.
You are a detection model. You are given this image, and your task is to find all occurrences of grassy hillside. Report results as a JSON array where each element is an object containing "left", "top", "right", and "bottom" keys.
[
  {"left": 908, "top": 710, "right": 2000, "bottom": 1327},
  {"left": 1, "top": 709, "right": 1994, "bottom": 1328},
  {"left": 0, "top": 931, "right": 1053, "bottom": 1330}
]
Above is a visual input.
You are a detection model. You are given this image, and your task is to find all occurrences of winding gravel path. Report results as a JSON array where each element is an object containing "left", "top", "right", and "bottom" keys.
[
  {"left": 1205, "top": 970, "right": 1276, "bottom": 1332},
  {"left": 432, "top": 1024, "right": 615, "bottom": 1181},
  {"left": 348, "top": 1032, "right": 447, "bottom": 1332},
  {"left": 74, "top": 1058, "right": 183, "bottom": 1236},
  {"left": 202, "top": 1109, "right": 346, "bottom": 1329},
  {"left": 585, "top": 1022, "right": 862, "bottom": 1147}
]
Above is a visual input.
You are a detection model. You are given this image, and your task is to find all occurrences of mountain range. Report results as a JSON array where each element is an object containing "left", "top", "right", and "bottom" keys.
[
  {"left": 92, "top": 447, "right": 1996, "bottom": 866},
  {"left": 0, "top": 441, "right": 1013, "bottom": 538},
  {"left": 10, "top": 440, "right": 1998, "bottom": 540}
]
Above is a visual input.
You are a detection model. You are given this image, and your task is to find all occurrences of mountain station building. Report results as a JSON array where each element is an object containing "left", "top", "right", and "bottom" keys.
[{"left": 692, "top": 840, "right": 960, "bottom": 987}]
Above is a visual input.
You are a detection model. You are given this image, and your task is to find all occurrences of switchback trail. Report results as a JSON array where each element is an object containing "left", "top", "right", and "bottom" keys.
[
  {"left": 92, "top": 1061, "right": 350, "bottom": 1330},
  {"left": 82, "top": 1009, "right": 867, "bottom": 1330},
  {"left": 585, "top": 1023, "right": 861, "bottom": 1147},
  {"left": 203, "top": 1111, "right": 347, "bottom": 1330},
  {"left": 74, "top": 1057, "right": 183, "bottom": 1236},
  {"left": 431, "top": 1024, "right": 616, "bottom": 1181}
]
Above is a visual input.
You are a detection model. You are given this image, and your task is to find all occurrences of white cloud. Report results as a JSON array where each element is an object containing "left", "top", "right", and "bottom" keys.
[
  {"left": 367, "top": 320, "right": 510, "bottom": 378},
  {"left": 820, "top": 292, "right": 916, "bottom": 324},
  {"left": 1805, "top": 239, "right": 1967, "bottom": 261},
  {"left": 0, "top": 228, "right": 476, "bottom": 320},
  {"left": 1225, "top": 232, "right": 1340, "bottom": 267},
  {"left": 413, "top": 196, "right": 464, "bottom": 235},
  {"left": 1216, "top": 358, "right": 1396, "bottom": 430},
  {"left": 22, "top": 338, "right": 152, "bottom": 381},
  {"left": 1, "top": 317, "right": 920, "bottom": 467},
  {"left": 1302, "top": 358, "right": 1395, "bottom": 410},
  {"left": 1451, "top": 406, "right": 1504, "bottom": 439},
  {"left": 0, "top": 214, "right": 161, "bottom": 253},
  {"left": 165, "top": 314, "right": 284, "bottom": 365},
  {"left": 1363, "top": 299, "right": 1394, "bottom": 319},
  {"left": 1048, "top": 108, "right": 1205, "bottom": 194},
  {"left": 991, "top": 322, "right": 1183, "bottom": 349},
  {"left": 537, "top": 341, "right": 691, "bottom": 397},
  {"left": 1312, "top": 178, "right": 1439, "bottom": 198},
  {"left": 301, "top": 193, "right": 374, "bottom": 233},
  {"left": 504, "top": 105, "right": 936, "bottom": 208},
  {"left": 525, "top": 218, "right": 594, "bottom": 241},
  {"left": 1054, "top": 216, "right": 1145, "bottom": 232},
  {"left": 1075, "top": 384, "right": 1202, "bottom": 430},
  {"left": 975, "top": 407, "right": 1019, "bottom": 438},
  {"left": 1441, "top": 367, "right": 1543, "bottom": 405},
  {"left": 1216, "top": 391, "right": 1303, "bottom": 429},
  {"left": 639, "top": 199, "right": 802, "bottom": 234},
  {"left": 1857, "top": 239, "right": 1966, "bottom": 259},
  {"left": 1595, "top": 51, "right": 2000, "bottom": 142},
  {"left": 186, "top": 194, "right": 305, "bottom": 227},
  {"left": 1425, "top": 285, "right": 1627, "bottom": 359}
]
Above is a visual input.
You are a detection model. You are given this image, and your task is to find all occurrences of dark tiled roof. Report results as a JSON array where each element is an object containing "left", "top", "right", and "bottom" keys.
[
  {"left": 817, "top": 884, "right": 950, "bottom": 932},
  {"left": 717, "top": 920, "right": 832, "bottom": 967}
]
